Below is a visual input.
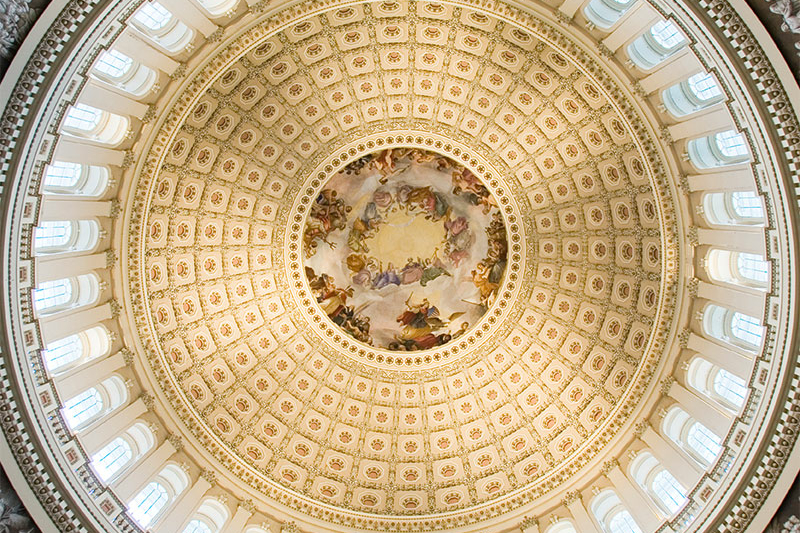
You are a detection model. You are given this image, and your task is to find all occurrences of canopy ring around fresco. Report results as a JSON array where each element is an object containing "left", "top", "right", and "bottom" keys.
[{"left": 286, "top": 133, "right": 525, "bottom": 369}]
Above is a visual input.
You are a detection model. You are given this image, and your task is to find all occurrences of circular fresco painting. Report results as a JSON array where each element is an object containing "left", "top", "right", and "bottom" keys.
[{"left": 302, "top": 148, "right": 508, "bottom": 351}]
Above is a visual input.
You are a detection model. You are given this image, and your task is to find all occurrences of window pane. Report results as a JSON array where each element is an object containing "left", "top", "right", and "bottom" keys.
[
  {"left": 129, "top": 482, "right": 168, "bottom": 527},
  {"left": 714, "top": 369, "right": 748, "bottom": 406},
  {"left": 715, "top": 131, "right": 748, "bottom": 158},
  {"left": 183, "top": 519, "right": 213, "bottom": 533},
  {"left": 95, "top": 50, "right": 133, "bottom": 78},
  {"left": 64, "top": 388, "right": 103, "bottom": 428},
  {"left": 34, "top": 221, "right": 73, "bottom": 250},
  {"left": 92, "top": 437, "right": 133, "bottom": 481},
  {"left": 687, "top": 72, "right": 722, "bottom": 101},
  {"left": 33, "top": 279, "right": 73, "bottom": 311},
  {"left": 42, "top": 335, "right": 82, "bottom": 371},
  {"left": 730, "top": 312, "right": 764, "bottom": 346},
  {"left": 44, "top": 161, "right": 82, "bottom": 189},
  {"left": 63, "top": 104, "right": 102, "bottom": 131},
  {"left": 730, "top": 192, "right": 764, "bottom": 219},
  {"left": 608, "top": 510, "right": 643, "bottom": 533},
  {"left": 650, "top": 20, "right": 685, "bottom": 49},
  {"left": 134, "top": 2, "right": 172, "bottom": 31},
  {"left": 736, "top": 253, "right": 769, "bottom": 283},
  {"left": 687, "top": 422, "right": 722, "bottom": 463},
  {"left": 652, "top": 470, "right": 687, "bottom": 513}
]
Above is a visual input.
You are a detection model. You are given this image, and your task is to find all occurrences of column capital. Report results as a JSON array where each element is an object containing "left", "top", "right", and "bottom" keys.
[
  {"left": 633, "top": 420, "right": 650, "bottom": 438},
  {"left": 167, "top": 433, "right": 183, "bottom": 451},
  {"left": 601, "top": 458, "right": 620, "bottom": 476},
  {"left": 562, "top": 490, "right": 582, "bottom": 507}
]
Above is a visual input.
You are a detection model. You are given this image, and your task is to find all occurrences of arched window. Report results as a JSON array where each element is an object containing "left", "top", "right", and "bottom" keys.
[
  {"left": 63, "top": 375, "right": 128, "bottom": 430},
  {"left": 33, "top": 219, "right": 100, "bottom": 255},
  {"left": 134, "top": 2, "right": 173, "bottom": 31},
  {"left": 687, "top": 357, "right": 748, "bottom": 410},
  {"left": 63, "top": 388, "right": 104, "bottom": 429},
  {"left": 43, "top": 161, "right": 82, "bottom": 189},
  {"left": 715, "top": 131, "right": 749, "bottom": 158},
  {"left": 663, "top": 406, "right": 723, "bottom": 466},
  {"left": 687, "top": 422, "right": 722, "bottom": 463},
  {"left": 41, "top": 334, "right": 83, "bottom": 371},
  {"left": 546, "top": 521, "right": 578, "bottom": 533},
  {"left": 34, "top": 221, "right": 73, "bottom": 251},
  {"left": 662, "top": 72, "right": 724, "bottom": 117},
  {"left": 688, "top": 130, "right": 752, "bottom": 169},
  {"left": 128, "top": 464, "right": 189, "bottom": 527},
  {"left": 92, "top": 49, "right": 158, "bottom": 97},
  {"left": 61, "top": 103, "right": 129, "bottom": 146},
  {"left": 628, "top": 20, "right": 687, "bottom": 70},
  {"left": 702, "top": 191, "right": 765, "bottom": 226},
  {"left": 129, "top": 481, "right": 169, "bottom": 527},
  {"left": 688, "top": 72, "right": 723, "bottom": 101},
  {"left": 182, "top": 499, "right": 229, "bottom": 533},
  {"left": 94, "top": 49, "right": 133, "bottom": 79},
  {"left": 63, "top": 104, "right": 102, "bottom": 131},
  {"left": 730, "top": 311, "right": 764, "bottom": 347},
  {"left": 92, "top": 437, "right": 133, "bottom": 481},
  {"left": 32, "top": 273, "right": 100, "bottom": 315},
  {"left": 736, "top": 253, "right": 770, "bottom": 284},
  {"left": 650, "top": 20, "right": 685, "bottom": 49},
  {"left": 630, "top": 452, "right": 688, "bottom": 515},
  {"left": 197, "top": 0, "right": 239, "bottom": 17},
  {"left": 42, "top": 326, "right": 111, "bottom": 374},
  {"left": 42, "top": 162, "right": 110, "bottom": 197},
  {"left": 713, "top": 369, "right": 748, "bottom": 407},
  {"left": 652, "top": 470, "right": 686, "bottom": 513},
  {"left": 591, "top": 490, "right": 643, "bottom": 533},
  {"left": 132, "top": 2, "right": 195, "bottom": 54},
  {"left": 33, "top": 278, "right": 74, "bottom": 312},
  {"left": 702, "top": 304, "right": 764, "bottom": 351},
  {"left": 705, "top": 249, "right": 770, "bottom": 288},
  {"left": 583, "top": 0, "right": 636, "bottom": 29},
  {"left": 731, "top": 191, "right": 764, "bottom": 220}
]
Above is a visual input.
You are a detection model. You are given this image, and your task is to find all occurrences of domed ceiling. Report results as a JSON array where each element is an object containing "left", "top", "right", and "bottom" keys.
[
  {"left": 125, "top": 2, "right": 677, "bottom": 524},
  {"left": 1, "top": 0, "right": 799, "bottom": 532}
]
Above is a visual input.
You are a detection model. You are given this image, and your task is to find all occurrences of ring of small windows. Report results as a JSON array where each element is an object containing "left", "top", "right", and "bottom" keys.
[
  {"left": 702, "top": 303, "right": 765, "bottom": 352},
  {"left": 583, "top": 0, "right": 636, "bottom": 29},
  {"left": 61, "top": 103, "right": 129, "bottom": 146},
  {"left": 131, "top": 2, "right": 195, "bottom": 54},
  {"left": 33, "top": 220, "right": 100, "bottom": 255},
  {"left": 32, "top": 273, "right": 101, "bottom": 316},
  {"left": 662, "top": 72, "right": 724, "bottom": 117},
  {"left": 702, "top": 191, "right": 765, "bottom": 226},
  {"left": 62, "top": 374, "right": 127, "bottom": 431},
  {"left": 662, "top": 406, "right": 723, "bottom": 467},
  {"left": 688, "top": 130, "right": 751, "bottom": 169},
  {"left": 591, "top": 489, "right": 643, "bottom": 533},
  {"left": 628, "top": 20, "right": 687, "bottom": 70},
  {"left": 127, "top": 464, "right": 189, "bottom": 528},
  {"left": 92, "top": 49, "right": 158, "bottom": 97},
  {"left": 629, "top": 452, "right": 688, "bottom": 516},
  {"left": 42, "top": 161, "right": 110, "bottom": 197}
]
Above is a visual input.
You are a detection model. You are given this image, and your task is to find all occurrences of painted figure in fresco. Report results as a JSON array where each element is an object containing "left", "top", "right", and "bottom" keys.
[
  {"left": 304, "top": 189, "right": 351, "bottom": 257},
  {"left": 444, "top": 216, "right": 474, "bottom": 266},
  {"left": 471, "top": 211, "right": 508, "bottom": 307},
  {"left": 390, "top": 297, "right": 464, "bottom": 350},
  {"left": 451, "top": 167, "right": 497, "bottom": 214},
  {"left": 406, "top": 186, "right": 451, "bottom": 220},
  {"left": 306, "top": 267, "right": 372, "bottom": 344}
]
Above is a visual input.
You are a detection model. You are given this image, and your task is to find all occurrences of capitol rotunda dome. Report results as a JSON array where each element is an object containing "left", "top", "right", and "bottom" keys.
[{"left": 0, "top": 0, "right": 798, "bottom": 532}]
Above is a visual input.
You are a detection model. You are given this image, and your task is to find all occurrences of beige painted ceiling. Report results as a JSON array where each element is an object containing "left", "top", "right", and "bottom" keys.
[{"left": 122, "top": 1, "right": 680, "bottom": 527}]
